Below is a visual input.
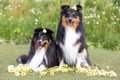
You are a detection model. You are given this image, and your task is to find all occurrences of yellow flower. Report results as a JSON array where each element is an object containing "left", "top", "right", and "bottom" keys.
[
  {"left": 21, "top": 72, "right": 26, "bottom": 76},
  {"left": 76, "top": 68, "right": 82, "bottom": 73},
  {"left": 82, "top": 68, "right": 88, "bottom": 73},
  {"left": 60, "top": 68, "right": 68, "bottom": 73},
  {"left": 18, "top": 66, "right": 24, "bottom": 72},
  {"left": 104, "top": 72, "right": 110, "bottom": 77},
  {"left": 40, "top": 71, "right": 47, "bottom": 77},
  {"left": 109, "top": 71, "right": 117, "bottom": 77},
  {"left": 14, "top": 71, "right": 20, "bottom": 76},
  {"left": 63, "top": 64, "right": 68, "bottom": 68},
  {"left": 50, "top": 71, "right": 54, "bottom": 76},
  {"left": 8, "top": 64, "right": 117, "bottom": 78},
  {"left": 25, "top": 66, "right": 32, "bottom": 73},
  {"left": 87, "top": 72, "right": 96, "bottom": 77},
  {"left": 68, "top": 68, "right": 74, "bottom": 72},
  {"left": 18, "top": 64, "right": 24, "bottom": 67},
  {"left": 7, "top": 65, "right": 15, "bottom": 73}
]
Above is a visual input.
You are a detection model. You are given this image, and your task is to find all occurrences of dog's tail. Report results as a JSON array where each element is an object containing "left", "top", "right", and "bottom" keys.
[{"left": 16, "top": 55, "right": 28, "bottom": 64}]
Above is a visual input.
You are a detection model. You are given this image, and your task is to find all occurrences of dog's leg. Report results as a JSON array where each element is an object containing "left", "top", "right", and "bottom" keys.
[
  {"left": 82, "top": 49, "right": 89, "bottom": 67},
  {"left": 34, "top": 64, "right": 46, "bottom": 72},
  {"left": 58, "top": 56, "right": 64, "bottom": 69},
  {"left": 76, "top": 49, "right": 89, "bottom": 67},
  {"left": 76, "top": 53, "right": 82, "bottom": 68},
  {"left": 16, "top": 55, "right": 28, "bottom": 64}
]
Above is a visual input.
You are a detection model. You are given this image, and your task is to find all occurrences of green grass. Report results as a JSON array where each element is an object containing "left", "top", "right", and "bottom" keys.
[{"left": 0, "top": 44, "right": 120, "bottom": 80}]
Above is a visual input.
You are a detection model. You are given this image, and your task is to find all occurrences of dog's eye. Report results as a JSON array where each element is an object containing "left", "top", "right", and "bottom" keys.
[
  {"left": 67, "top": 12, "right": 70, "bottom": 16},
  {"left": 73, "top": 13, "right": 76, "bottom": 17}
]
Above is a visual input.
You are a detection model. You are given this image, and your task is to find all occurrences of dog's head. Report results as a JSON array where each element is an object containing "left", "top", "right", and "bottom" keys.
[
  {"left": 33, "top": 28, "right": 54, "bottom": 49},
  {"left": 61, "top": 4, "right": 82, "bottom": 29}
]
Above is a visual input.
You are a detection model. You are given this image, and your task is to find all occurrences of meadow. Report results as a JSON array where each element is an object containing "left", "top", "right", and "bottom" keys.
[
  {"left": 0, "top": 0, "right": 119, "bottom": 50},
  {"left": 0, "top": 44, "right": 120, "bottom": 80}
]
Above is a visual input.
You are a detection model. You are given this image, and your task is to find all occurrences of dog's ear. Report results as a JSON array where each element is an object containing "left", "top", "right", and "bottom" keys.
[
  {"left": 34, "top": 28, "right": 38, "bottom": 35},
  {"left": 34, "top": 27, "right": 42, "bottom": 35},
  {"left": 76, "top": 4, "right": 82, "bottom": 13},
  {"left": 48, "top": 29, "right": 54, "bottom": 37},
  {"left": 61, "top": 5, "right": 70, "bottom": 14}
]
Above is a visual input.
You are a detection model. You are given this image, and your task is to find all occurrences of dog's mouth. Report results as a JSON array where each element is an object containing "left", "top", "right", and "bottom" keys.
[
  {"left": 36, "top": 40, "right": 49, "bottom": 49},
  {"left": 37, "top": 44, "right": 43, "bottom": 49},
  {"left": 67, "top": 19, "right": 74, "bottom": 25}
]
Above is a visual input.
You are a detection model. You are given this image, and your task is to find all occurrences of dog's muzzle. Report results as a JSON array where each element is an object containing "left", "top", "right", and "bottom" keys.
[
  {"left": 37, "top": 39, "right": 49, "bottom": 49},
  {"left": 68, "top": 18, "right": 73, "bottom": 25}
]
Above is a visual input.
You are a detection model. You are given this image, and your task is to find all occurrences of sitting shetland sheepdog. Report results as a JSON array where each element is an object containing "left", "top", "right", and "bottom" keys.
[
  {"left": 16, "top": 27, "right": 59, "bottom": 72},
  {"left": 56, "top": 4, "right": 91, "bottom": 68}
]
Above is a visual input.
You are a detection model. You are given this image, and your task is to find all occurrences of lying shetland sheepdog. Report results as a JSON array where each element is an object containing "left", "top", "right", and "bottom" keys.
[
  {"left": 56, "top": 4, "right": 91, "bottom": 68},
  {"left": 16, "top": 27, "right": 59, "bottom": 72}
]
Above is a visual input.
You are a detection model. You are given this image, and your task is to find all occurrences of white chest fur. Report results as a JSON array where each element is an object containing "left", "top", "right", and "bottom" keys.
[
  {"left": 28, "top": 48, "right": 46, "bottom": 70},
  {"left": 60, "top": 27, "right": 81, "bottom": 65}
]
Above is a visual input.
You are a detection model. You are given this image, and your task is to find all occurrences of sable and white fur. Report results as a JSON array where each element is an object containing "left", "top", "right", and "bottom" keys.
[
  {"left": 16, "top": 27, "right": 59, "bottom": 72},
  {"left": 56, "top": 5, "right": 91, "bottom": 68}
]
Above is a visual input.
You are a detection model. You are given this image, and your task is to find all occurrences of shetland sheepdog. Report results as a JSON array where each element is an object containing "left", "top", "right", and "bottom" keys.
[
  {"left": 16, "top": 27, "right": 59, "bottom": 72},
  {"left": 56, "top": 4, "right": 91, "bottom": 68}
]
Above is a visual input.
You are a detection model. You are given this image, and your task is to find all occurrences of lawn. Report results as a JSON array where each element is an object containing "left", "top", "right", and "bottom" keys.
[{"left": 0, "top": 44, "right": 120, "bottom": 80}]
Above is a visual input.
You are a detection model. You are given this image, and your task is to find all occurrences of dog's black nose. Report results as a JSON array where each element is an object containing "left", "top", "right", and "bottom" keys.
[
  {"left": 38, "top": 41, "right": 41, "bottom": 44},
  {"left": 69, "top": 19, "right": 72, "bottom": 22},
  {"left": 37, "top": 40, "right": 42, "bottom": 44},
  {"left": 68, "top": 18, "right": 73, "bottom": 23}
]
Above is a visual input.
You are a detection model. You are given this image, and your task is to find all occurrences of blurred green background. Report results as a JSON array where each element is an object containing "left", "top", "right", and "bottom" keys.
[{"left": 0, "top": 0, "right": 119, "bottom": 50}]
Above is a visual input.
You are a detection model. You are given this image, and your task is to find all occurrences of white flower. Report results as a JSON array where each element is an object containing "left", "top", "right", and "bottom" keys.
[
  {"left": 71, "top": 5, "right": 77, "bottom": 10},
  {"left": 97, "top": 15, "right": 100, "bottom": 19},
  {"left": 43, "top": 29, "right": 47, "bottom": 33},
  {"left": 21, "top": 72, "right": 27, "bottom": 76},
  {"left": 35, "top": 19, "right": 39, "bottom": 22},
  {"left": 7, "top": 65, "right": 15, "bottom": 73},
  {"left": 96, "top": 22, "right": 99, "bottom": 24},
  {"left": 109, "top": 71, "right": 117, "bottom": 77},
  {"left": 102, "top": 12, "right": 106, "bottom": 14}
]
